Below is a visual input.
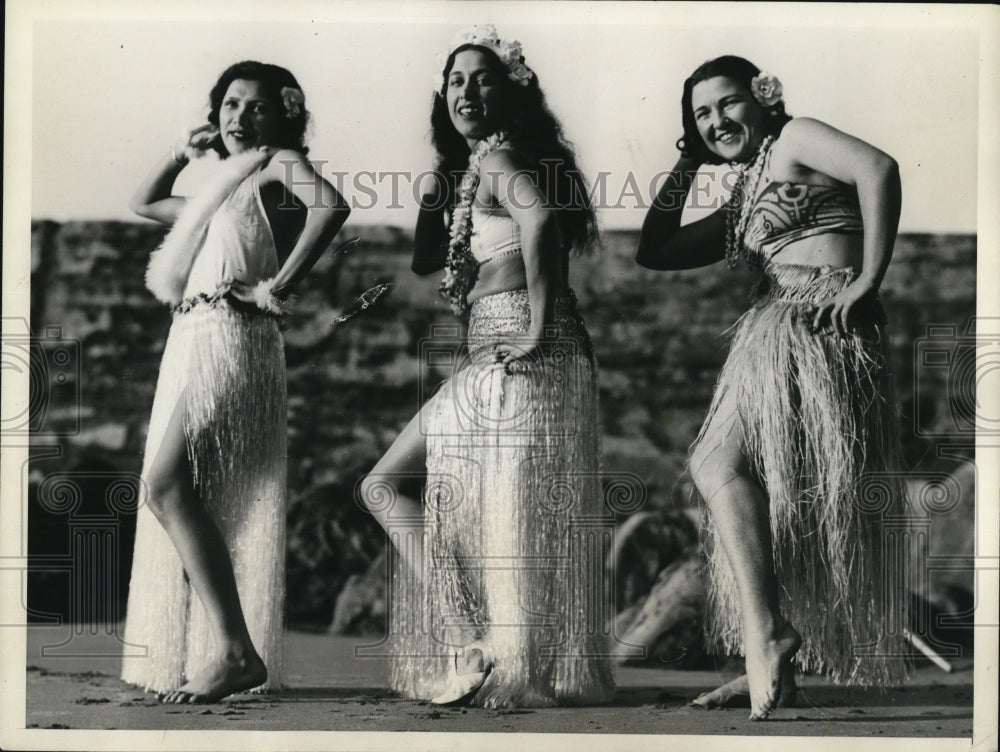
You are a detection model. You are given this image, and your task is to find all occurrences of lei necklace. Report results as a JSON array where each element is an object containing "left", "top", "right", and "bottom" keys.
[
  {"left": 440, "top": 131, "right": 510, "bottom": 316},
  {"left": 724, "top": 134, "right": 774, "bottom": 270}
]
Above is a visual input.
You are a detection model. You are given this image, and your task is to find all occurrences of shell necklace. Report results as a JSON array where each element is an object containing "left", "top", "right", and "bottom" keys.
[{"left": 724, "top": 135, "right": 774, "bottom": 270}]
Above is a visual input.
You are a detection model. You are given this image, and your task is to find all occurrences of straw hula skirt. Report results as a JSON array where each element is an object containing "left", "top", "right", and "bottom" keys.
[
  {"left": 384, "top": 289, "right": 616, "bottom": 708},
  {"left": 694, "top": 262, "right": 909, "bottom": 686},
  {"left": 121, "top": 295, "right": 287, "bottom": 693}
]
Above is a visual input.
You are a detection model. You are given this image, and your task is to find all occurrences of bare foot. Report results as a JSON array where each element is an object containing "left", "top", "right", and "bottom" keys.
[
  {"left": 158, "top": 650, "right": 267, "bottom": 704},
  {"left": 745, "top": 622, "right": 801, "bottom": 721},
  {"left": 457, "top": 642, "right": 489, "bottom": 675},
  {"left": 430, "top": 641, "right": 493, "bottom": 706},
  {"left": 690, "top": 670, "right": 797, "bottom": 710}
]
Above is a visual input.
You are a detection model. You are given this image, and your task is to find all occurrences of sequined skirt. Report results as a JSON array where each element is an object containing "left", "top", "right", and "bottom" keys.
[{"left": 387, "top": 289, "right": 616, "bottom": 707}]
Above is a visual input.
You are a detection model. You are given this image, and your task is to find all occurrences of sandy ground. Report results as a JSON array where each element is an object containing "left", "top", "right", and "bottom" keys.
[{"left": 23, "top": 624, "right": 973, "bottom": 738}]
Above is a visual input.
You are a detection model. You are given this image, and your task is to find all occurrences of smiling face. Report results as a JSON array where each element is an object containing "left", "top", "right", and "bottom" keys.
[
  {"left": 217, "top": 79, "right": 280, "bottom": 155},
  {"left": 691, "top": 75, "right": 765, "bottom": 163},
  {"left": 445, "top": 48, "right": 507, "bottom": 146}
]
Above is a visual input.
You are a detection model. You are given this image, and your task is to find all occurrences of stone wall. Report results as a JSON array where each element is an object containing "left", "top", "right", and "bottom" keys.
[{"left": 25, "top": 221, "right": 977, "bottom": 628}]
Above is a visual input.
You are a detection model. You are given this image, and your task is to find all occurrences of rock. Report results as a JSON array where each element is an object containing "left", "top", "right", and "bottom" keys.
[
  {"left": 285, "top": 481, "right": 385, "bottom": 627},
  {"left": 609, "top": 510, "right": 698, "bottom": 610},
  {"left": 329, "top": 549, "right": 388, "bottom": 635},
  {"left": 613, "top": 557, "right": 706, "bottom": 667},
  {"left": 68, "top": 423, "right": 129, "bottom": 452},
  {"left": 905, "top": 460, "right": 976, "bottom": 594}
]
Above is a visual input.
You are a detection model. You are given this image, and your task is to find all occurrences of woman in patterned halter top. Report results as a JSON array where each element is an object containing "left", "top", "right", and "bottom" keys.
[
  {"left": 637, "top": 55, "right": 908, "bottom": 721},
  {"left": 121, "top": 61, "right": 350, "bottom": 704}
]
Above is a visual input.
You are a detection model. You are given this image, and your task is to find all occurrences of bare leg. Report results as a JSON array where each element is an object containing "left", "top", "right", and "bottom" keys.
[
  {"left": 145, "top": 398, "right": 266, "bottom": 703},
  {"left": 359, "top": 399, "right": 439, "bottom": 580},
  {"left": 689, "top": 386, "right": 801, "bottom": 721},
  {"left": 361, "top": 398, "right": 494, "bottom": 700}
]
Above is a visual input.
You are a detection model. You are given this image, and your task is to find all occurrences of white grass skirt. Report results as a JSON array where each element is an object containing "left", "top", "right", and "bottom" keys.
[{"left": 121, "top": 298, "right": 287, "bottom": 693}]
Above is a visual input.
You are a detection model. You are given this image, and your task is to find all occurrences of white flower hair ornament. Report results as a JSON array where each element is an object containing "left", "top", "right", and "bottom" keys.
[
  {"left": 281, "top": 86, "right": 304, "bottom": 119},
  {"left": 433, "top": 24, "right": 534, "bottom": 93},
  {"left": 750, "top": 72, "right": 783, "bottom": 108}
]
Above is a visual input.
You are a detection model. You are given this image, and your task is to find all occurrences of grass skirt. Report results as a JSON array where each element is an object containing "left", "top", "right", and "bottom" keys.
[
  {"left": 121, "top": 297, "right": 287, "bottom": 693},
  {"left": 387, "top": 289, "right": 616, "bottom": 708},
  {"left": 694, "top": 262, "right": 909, "bottom": 685}
]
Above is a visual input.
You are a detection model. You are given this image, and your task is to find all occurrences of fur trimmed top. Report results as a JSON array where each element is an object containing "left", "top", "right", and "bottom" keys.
[{"left": 145, "top": 148, "right": 278, "bottom": 305}]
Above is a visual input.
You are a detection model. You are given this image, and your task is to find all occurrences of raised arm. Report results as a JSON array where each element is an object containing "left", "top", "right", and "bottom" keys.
[
  {"left": 776, "top": 118, "right": 901, "bottom": 333},
  {"left": 129, "top": 124, "right": 218, "bottom": 225},
  {"left": 260, "top": 149, "right": 351, "bottom": 296},
  {"left": 635, "top": 155, "right": 727, "bottom": 270},
  {"left": 485, "top": 149, "right": 561, "bottom": 367},
  {"left": 412, "top": 172, "right": 450, "bottom": 276}
]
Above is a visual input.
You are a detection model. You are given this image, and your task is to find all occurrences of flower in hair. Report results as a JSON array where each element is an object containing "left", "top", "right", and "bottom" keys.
[
  {"left": 280, "top": 86, "right": 304, "bottom": 119},
  {"left": 433, "top": 24, "right": 534, "bottom": 92},
  {"left": 750, "top": 72, "right": 783, "bottom": 107}
]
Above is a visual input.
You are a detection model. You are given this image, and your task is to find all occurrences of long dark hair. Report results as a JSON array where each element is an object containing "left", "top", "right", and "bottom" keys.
[
  {"left": 207, "top": 60, "right": 310, "bottom": 157},
  {"left": 430, "top": 44, "right": 598, "bottom": 254},
  {"left": 677, "top": 55, "right": 792, "bottom": 165}
]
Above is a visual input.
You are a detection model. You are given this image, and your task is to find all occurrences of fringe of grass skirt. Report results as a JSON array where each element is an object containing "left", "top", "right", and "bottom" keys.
[
  {"left": 695, "top": 262, "right": 909, "bottom": 686},
  {"left": 387, "top": 290, "right": 616, "bottom": 708},
  {"left": 121, "top": 299, "right": 287, "bottom": 693}
]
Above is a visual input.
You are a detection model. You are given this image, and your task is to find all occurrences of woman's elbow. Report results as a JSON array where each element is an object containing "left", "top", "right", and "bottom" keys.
[
  {"left": 411, "top": 257, "right": 444, "bottom": 276},
  {"left": 635, "top": 238, "right": 653, "bottom": 269},
  {"left": 518, "top": 207, "right": 559, "bottom": 248},
  {"left": 883, "top": 156, "right": 900, "bottom": 182},
  {"left": 128, "top": 195, "right": 150, "bottom": 219},
  {"left": 635, "top": 232, "right": 667, "bottom": 270},
  {"left": 871, "top": 153, "right": 900, "bottom": 185},
  {"left": 334, "top": 204, "right": 351, "bottom": 227},
  {"left": 321, "top": 197, "right": 350, "bottom": 225}
]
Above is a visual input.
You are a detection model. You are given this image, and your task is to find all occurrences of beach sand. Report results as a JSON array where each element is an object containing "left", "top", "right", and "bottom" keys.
[{"left": 21, "top": 624, "right": 973, "bottom": 739}]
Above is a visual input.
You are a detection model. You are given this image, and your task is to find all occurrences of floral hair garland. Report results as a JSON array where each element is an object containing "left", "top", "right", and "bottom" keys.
[
  {"left": 434, "top": 24, "right": 533, "bottom": 92},
  {"left": 440, "top": 131, "right": 510, "bottom": 315},
  {"left": 280, "top": 86, "right": 304, "bottom": 119}
]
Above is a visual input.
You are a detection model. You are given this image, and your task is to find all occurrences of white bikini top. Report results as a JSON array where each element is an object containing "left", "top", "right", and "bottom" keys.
[
  {"left": 470, "top": 205, "right": 522, "bottom": 264},
  {"left": 182, "top": 169, "right": 279, "bottom": 297}
]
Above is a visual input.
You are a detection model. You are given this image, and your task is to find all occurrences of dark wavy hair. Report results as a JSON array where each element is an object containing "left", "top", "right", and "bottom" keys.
[
  {"left": 207, "top": 60, "right": 310, "bottom": 157},
  {"left": 431, "top": 44, "right": 598, "bottom": 254},
  {"left": 677, "top": 55, "right": 792, "bottom": 165}
]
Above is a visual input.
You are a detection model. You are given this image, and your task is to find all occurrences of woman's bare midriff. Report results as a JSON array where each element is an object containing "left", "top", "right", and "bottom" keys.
[
  {"left": 767, "top": 232, "right": 864, "bottom": 270},
  {"left": 467, "top": 254, "right": 529, "bottom": 303}
]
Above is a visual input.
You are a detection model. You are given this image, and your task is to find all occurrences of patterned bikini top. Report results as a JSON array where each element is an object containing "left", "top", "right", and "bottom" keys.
[
  {"left": 742, "top": 160, "right": 864, "bottom": 266},
  {"left": 470, "top": 205, "right": 522, "bottom": 264}
]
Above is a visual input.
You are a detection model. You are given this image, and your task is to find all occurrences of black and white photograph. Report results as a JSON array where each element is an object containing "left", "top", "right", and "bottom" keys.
[{"left": 2, "top": 1, "right": 998, "bottom": 750}]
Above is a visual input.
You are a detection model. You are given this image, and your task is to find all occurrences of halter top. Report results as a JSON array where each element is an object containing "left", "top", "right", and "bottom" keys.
[
  {"left": 742, "top": 152, "right": 864, "bottom": 265},
  {"left": 182, "top": 168, "right": 279, "bottom": 298},
  {"left": 470, "top": 205, "right": 522, "bottom": 264}
]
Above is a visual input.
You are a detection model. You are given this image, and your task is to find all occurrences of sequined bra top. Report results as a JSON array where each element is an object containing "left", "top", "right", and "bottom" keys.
[
  {"left": 743, "top": 167, "right": 864, "bottom": 265},
  {"left": 470, "top": 205, "right": 522, "bottom": 264}
]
